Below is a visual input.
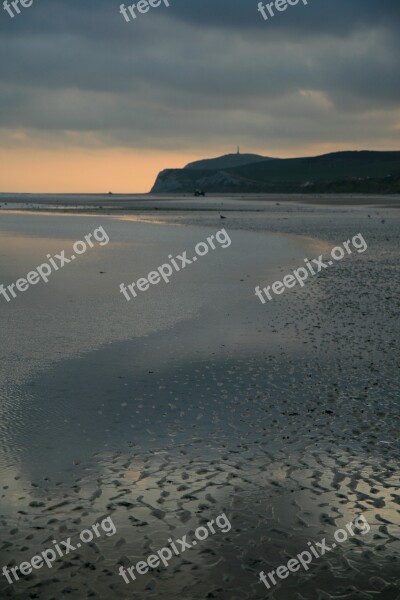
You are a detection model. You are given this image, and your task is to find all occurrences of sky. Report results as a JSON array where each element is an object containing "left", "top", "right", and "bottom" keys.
[{"left": 0, "top": 0, "right": 399, "bottom": 193}]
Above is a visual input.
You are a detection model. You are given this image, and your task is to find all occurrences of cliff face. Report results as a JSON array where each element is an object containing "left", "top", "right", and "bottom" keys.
[
  {"left": 151, "top": 170, "right": 187, "bottom": 193},
  {"left": 151, "top": 168, "right": 247, "bottom": 193},
  {"left": 150, "top": 151, "right": 400, "bottom": 194}
]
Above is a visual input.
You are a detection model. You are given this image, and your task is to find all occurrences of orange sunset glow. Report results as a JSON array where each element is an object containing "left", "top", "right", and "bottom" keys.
[{"left": 0, "top": 148, "right": 192, "bottom": 194}]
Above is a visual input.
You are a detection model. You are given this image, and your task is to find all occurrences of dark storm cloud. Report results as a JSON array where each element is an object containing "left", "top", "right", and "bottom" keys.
[
  {"left": 173, "top": 0, "right": 400, "bottom": 34},
  {"left": 2, "top": 0, "right": 400, "bottom": 36},
  {"left": 0, "top": 0, "right": 399, "bottom": 151}
]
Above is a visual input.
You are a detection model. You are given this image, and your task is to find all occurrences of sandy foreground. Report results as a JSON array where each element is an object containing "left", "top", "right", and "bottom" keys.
[{"left": 0, "top": 195, "right": 399, "bottom": 599}]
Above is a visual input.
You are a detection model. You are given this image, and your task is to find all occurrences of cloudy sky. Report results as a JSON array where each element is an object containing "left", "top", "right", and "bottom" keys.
[{"left": 0, "top": 0, "right": 399, "bottom": 192}]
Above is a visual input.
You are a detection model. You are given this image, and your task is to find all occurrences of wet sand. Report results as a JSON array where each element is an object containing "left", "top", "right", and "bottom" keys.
[
  {"left": 0, "top": 198, "right": 399, "bottom": 599},
  {"left": 1, "top": 192, "right": 400, "bottom": 212}
]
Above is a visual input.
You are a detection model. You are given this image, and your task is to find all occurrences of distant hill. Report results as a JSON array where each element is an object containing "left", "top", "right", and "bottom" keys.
[
  {"left": 151, "top": 151, "right": 400, "bottom": 194},
  {"left": 184, "top": 153, "right": 272, "bottom": 171}
]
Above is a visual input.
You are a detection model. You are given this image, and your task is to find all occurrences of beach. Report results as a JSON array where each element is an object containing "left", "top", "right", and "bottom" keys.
[{"left": 0, "top": 195, "right": 399, "bottom": 599}]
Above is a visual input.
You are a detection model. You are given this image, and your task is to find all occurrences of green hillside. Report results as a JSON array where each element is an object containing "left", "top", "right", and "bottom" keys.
[
  {"left": 184, "top": 153, "right": 271, "bottom": 170},
  {"left": 228, "top": 151, "right": 400, "bottom": 184}
]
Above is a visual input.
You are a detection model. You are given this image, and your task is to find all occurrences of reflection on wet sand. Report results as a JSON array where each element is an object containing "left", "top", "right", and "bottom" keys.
[{"left": 0, "top": 205, "right": 399, "bottom": 599}]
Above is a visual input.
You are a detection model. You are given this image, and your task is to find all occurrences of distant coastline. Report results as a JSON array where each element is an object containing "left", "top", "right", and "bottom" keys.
[{"left": 151, "top": 150, "right": 400, "bottom": 194}]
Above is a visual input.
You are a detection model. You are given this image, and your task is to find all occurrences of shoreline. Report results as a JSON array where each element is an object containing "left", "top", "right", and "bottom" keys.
[{"left": 1, "top": 193, "right": 400, "bottom": 214}]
